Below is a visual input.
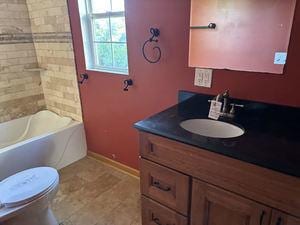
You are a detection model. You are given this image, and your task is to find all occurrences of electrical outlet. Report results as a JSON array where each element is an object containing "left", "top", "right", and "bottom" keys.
[
  {"left": 194, "top": 68, "right": 213, "bottom": 88},
  {"left": 274, "top": 52, "right": 287, "bottom": 65}
]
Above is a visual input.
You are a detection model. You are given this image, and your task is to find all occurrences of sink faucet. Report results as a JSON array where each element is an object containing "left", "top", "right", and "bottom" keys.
[
  {"left": 221, "top": 90, "right": 230, "bottom": 114},
  {"left": 210, "top": 90, "right": 244, "bottom": 118}
]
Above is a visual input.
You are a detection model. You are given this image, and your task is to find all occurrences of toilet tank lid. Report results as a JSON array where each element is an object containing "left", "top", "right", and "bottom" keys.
[{"left": 0, "top": 167, "right": 59, "bottom": 208}]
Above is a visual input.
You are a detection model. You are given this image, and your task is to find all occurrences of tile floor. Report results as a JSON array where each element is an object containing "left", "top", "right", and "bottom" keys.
[{"left": 51, "top": 157, "right": 141, "bottom": 225}]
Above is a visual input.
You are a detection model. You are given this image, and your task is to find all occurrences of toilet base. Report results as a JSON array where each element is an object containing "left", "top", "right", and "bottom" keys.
[{"left": 2, "top": 207, "right": 58, "bottom": 225}]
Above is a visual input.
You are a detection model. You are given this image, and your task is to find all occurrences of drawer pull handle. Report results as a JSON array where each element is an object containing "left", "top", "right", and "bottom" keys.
[
  {"left": 149, "top": 143, "right": 154, "bottom": 152},
  {"left": 276, "top": 217, "right": 282, "bottom": 225},
  {"left": 152, "top": 214, "right": 174, "bottom": 225},
  {"left": 259, "top": 211, "right": 265, "bottom": 225},
  {"left": 153, "top": 181, "right": 171, "bottom": 192},
  {"left": 153, "top": 217, "right": 162, "bottom": 225}
]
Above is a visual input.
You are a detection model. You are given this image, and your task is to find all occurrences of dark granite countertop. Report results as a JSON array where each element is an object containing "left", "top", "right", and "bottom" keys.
[{"left": 134, "top": 91, "right": 300, "bottom": 178}]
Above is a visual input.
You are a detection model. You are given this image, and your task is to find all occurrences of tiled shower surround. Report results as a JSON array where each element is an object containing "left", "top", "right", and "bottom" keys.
[
  {"left": 0, "top": 0, "right": 82, "bottom": 123},
  {"left": 0, "top": 0, "right": 44, "bottom": 122},
  {"left": 26, "top": 0, "right": 82, "bottom": 121}
]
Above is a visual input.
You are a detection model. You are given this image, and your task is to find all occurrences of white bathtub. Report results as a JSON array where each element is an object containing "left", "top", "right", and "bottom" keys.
[{"left": 0, "top": 110, "right": 87, "bottom": 180}]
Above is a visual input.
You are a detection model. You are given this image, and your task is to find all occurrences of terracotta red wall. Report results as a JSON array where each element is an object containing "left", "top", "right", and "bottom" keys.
[{"left": 68, "top": 0, "right": 300, "bottom": 170}]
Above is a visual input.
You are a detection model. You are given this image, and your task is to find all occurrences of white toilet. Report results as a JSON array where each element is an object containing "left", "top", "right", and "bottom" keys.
[{"left": 0, "top": 167, "right": 59, "bottom": 225}]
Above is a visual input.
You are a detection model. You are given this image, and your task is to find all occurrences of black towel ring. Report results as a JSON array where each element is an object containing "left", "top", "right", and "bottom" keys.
[{"left": 142, "top": 28, "right": 161, "bottom": 64}]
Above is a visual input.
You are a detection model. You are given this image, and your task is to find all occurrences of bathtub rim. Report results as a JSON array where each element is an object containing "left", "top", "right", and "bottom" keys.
[{"left": 0, "top": 121, "right": 82, "bottom": 154}]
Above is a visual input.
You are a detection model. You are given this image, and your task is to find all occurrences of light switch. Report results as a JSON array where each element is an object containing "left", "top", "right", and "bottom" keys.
[
  {"left": 194, "top": 68, "right": 212, "bottom": 88},
  {"left": 274, "top": 52, "right": 287, "bottom": 65}
]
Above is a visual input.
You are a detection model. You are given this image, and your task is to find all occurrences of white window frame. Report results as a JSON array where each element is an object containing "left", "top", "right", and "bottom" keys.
[{"left": 78, "top": 0, "right": 129, "bottom": 75}]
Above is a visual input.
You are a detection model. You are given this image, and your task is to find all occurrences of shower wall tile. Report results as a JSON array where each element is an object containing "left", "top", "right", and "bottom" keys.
[
  {"left": 0, "top": 1, "right": 45, "bottom": 123},
  {"left": 26, "top": 0, "right": 82, "bottom": 122},
  {"left": 0, "top": 94, "right": 45, "bottom": 123},
  {"left": 0, "top": 0, "right": 82, "bottom": 123}
]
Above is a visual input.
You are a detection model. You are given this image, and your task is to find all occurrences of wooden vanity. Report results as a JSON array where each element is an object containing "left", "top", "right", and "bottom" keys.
[{"left": 139, "top": 131, "right": 300, "bottom": 225}]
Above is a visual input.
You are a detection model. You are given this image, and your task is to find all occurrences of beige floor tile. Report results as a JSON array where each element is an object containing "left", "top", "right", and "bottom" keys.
[{"left": 52, "top": 157, "right": 141, "bottom": 225}]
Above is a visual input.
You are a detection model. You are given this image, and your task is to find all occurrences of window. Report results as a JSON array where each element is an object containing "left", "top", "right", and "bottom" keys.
[{"left": 78, "top": 0, "right": 129, "bottom": 75}]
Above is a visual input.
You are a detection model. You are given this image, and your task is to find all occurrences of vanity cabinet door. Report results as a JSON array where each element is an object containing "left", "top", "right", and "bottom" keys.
[
  {"left": 286, "top": 217, "right": 300, "bottom": 225},
  {"left": 191, "top": 179, "right": 271, "bottom": 225},
  {"left": 270, "top": 210, "right": 300, "bottom": 225}
]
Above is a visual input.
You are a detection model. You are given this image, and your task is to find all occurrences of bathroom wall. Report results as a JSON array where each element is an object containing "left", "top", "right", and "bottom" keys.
[
  {"left": 26, "top": 0, "right": 82, "bottom": 121},
  {"left": 69, "top": 0, "right": 300, "bottom": 169},
  {"left": 0, "top": 0, "right": 45, "bottom": 123}
]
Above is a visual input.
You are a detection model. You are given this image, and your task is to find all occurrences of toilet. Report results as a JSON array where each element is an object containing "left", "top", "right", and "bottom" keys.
[{"left": 0, "top": 167, "right": 59, "bottom": 225}]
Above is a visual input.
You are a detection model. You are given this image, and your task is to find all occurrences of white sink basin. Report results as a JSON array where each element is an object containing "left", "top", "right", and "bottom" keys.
[{"left": 180, "top": 119, "right": 244, "bottom": 138}]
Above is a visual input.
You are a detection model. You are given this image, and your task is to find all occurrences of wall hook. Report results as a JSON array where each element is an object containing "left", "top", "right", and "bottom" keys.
[
  {"left": 78, "top": 73, "right": 88, "bottom": 84},
  {"left": 123, "top": 79, "right": 133, "bottom": 91},
  {"left": 142, "top": 28, "right": 161, "bottom": 64}
]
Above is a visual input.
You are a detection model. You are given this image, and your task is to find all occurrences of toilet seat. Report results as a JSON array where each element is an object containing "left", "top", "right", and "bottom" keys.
[{"left": 0, "top": 167, "right": 59, "bottom": 208}]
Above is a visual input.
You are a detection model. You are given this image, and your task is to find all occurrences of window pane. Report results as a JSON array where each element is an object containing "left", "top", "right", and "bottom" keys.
[
  {"left": 112, "top": 0, "right": 124, "bottom": 12},
  {"left": 95, "top": 43, "right": 113, "bottom": 68},
  {"left": 91, "top": 0, "right": 111, "bottom": 13},
  {"left": 111, "top": 17, "right": 126, "bottom": 42},
  {"left": 93, "top": 18, "right": 111, "bottom": 42},
  {"left": 112, "top": 43, "right": 128, "bottom": 69}
]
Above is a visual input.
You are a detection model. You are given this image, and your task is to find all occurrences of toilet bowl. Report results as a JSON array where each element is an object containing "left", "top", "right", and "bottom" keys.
[{"left": 0, "top": 167, "right": 59, "bottom": 225}]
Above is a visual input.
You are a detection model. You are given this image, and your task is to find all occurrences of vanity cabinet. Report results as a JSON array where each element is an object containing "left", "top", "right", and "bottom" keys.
[
  {"left": 270, "top": 211, "right": 300, "bottom": 225},
  {"left": 191, "top": 179, "right": 271, "bottom": 225},
  {"left": 189, "top": 0, "right": 297, "bottom": 74},
  {"left": 139, "top": 131, "right": 300, "bottom": 225}
]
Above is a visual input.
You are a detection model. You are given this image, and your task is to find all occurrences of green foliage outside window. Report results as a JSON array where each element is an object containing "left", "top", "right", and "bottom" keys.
[{"left": 93, "top": 14, "right": 128, "bottom": 72}]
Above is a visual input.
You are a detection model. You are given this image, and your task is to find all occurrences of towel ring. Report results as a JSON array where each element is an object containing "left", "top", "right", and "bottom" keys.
[{"left": 142, "top": 28, "right": 161, "bottom": 64}]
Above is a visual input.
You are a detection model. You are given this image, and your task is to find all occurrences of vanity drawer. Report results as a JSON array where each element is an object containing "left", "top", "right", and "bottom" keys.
[
  {"left": 140, "top": 159, "right": 190, "bottom": 215},
  {"left": 142, "top": 196, "right": 188, "bottom": 225}
]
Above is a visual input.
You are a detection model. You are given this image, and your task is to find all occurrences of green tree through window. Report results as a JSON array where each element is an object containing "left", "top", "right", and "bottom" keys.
[{"left": 82, "top": 0, "right": 129, "bottom": 74}]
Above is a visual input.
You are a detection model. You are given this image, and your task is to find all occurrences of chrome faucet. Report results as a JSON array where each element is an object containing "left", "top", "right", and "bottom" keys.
[
  {"left": 221, "top": 90, "right": 230, "bottom": 113},
  {"left": 210, "top": 90, "right": 244, "bottom": 118}
]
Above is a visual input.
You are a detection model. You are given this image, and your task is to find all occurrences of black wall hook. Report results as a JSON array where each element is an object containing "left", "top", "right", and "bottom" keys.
[
  {"left": 78, "top": 73, "right": 88, "bottom": 84},
  {"left": 123, "top": 79, "right": 133, "bottom": 91},
  {"left": 142, "top": 28, "right": 161, "bottom": 64}
]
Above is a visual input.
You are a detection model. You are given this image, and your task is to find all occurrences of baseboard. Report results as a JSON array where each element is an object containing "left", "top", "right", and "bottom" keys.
[{"left": 88, "top": 151, "right": 140, "bottom": 178}]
